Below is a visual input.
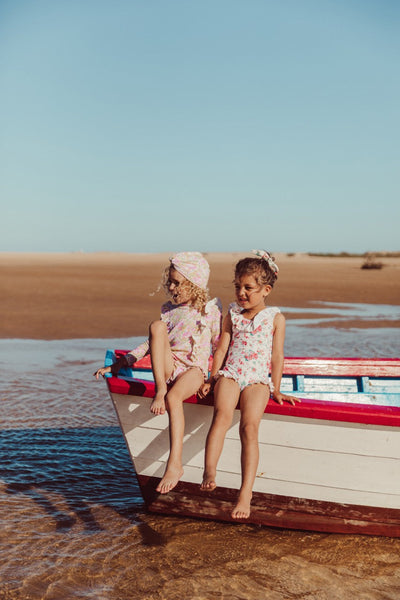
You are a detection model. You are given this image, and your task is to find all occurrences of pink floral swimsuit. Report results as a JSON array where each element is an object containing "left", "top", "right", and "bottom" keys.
[
  {"left": 132, "top": 298, "right": 222, "bottom": 383},
  {"left": 218, "top": 302, "right": 280, "bottom": 392}
]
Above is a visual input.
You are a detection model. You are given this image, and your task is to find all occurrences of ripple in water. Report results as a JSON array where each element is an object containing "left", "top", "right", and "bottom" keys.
[{"left": 1, "top": 314, "right": 400, "bottom": 599}]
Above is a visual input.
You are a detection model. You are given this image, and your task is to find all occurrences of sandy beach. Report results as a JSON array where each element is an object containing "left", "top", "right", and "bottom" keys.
[
  {"left": 1, "top": 252, "right": 399, "bottom": 339},
  {"left": 2, "top": 255, "right": 400, "bottom": 600}
]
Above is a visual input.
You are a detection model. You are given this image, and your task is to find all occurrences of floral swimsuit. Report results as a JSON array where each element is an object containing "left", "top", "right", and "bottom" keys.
[
  {"left": 218, "top": 302, "right": 280, "bottom": 392},
  {"left": 132, "top": 298, "right": 222, "bottom": 383}
]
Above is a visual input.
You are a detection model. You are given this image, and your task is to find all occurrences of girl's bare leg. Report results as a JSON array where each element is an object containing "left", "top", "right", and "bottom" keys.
[
  {"left": 200, "top": 377, "right": 240, "bottom": 491},
  {"left": 156, "top": 367, "right": 204, "bottom": 494},
  {"left": 232, "top": 384, "right": 269, "bottom": 519},
  {"left": 149, "top": 320, "right": 174, "bottom": 414}
]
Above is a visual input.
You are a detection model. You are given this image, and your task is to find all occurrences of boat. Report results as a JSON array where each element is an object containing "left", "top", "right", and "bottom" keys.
[{"left": 104, "top": 350, "right": 400, "bottom": 536}]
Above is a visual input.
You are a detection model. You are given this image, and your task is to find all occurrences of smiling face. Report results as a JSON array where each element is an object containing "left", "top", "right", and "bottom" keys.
[
  {"left": 167, "top": 267, "right": 193, "bottom": 305},
  {"left": 234, "top": 273, "right": 271, "bottom": 316}
]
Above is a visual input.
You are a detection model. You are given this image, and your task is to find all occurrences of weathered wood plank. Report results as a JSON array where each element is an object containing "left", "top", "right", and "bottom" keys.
[
  {"left": 138, "top": 476, "right": 400, "bottom": 537},
  {"left": 120, "top": 351, "right": 400, "bottom": 378},
  {"left": 282, "top": 357, "right": 400, "bottom": 377}
]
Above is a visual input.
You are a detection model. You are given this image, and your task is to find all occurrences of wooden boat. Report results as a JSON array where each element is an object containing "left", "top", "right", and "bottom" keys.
[{"left": 104, "top": 350, "right": 400, "bottom": 536}]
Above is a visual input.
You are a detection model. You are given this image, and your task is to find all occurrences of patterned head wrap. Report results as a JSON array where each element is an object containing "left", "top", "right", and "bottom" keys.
[
  {"left": 252, "top": 249, "right": 279, "bottom": 274},
  {"left": 170, "top": 252, "right": 210, "bottom": 290}
]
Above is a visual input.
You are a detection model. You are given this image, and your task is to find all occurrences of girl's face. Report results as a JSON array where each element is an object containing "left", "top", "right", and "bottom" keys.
[
  {"left": 168, "top": 267, "right": 192, "bottom": 305},
  {"left": 235, "top": 274, "right": 271, "bottom": 313}
]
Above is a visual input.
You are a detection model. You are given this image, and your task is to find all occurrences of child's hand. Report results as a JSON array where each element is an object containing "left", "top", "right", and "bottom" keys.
[
  {"left": 93, "top": 366, "right": 111, "bottom": 379},
  {"left": 271, "top": 391, "right": 300, "bottom": 406},
  {"left": 198, "top": 382, "right": 212, "bottom": 400}
]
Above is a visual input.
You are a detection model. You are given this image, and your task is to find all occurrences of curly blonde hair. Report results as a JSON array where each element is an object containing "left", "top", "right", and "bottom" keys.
[{"left": 161, "top": 267, "right": 209, "bottom": 313}]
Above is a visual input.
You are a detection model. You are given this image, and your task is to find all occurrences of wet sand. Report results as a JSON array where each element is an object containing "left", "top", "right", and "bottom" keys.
[
  {"left": 1, "top": 252, "right": 399, "bottom": 339},
  {"left": 2, "top": 261, "right": 400, "bottom": 599}
]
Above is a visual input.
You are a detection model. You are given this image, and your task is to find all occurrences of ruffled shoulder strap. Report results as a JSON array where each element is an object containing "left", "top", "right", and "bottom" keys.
[
  {"left": 253, "top": 305, "right": 280, "bottom": 326},
  {"left": 228, "top": 301, "right": 241, "bottom": 315},
  {"left": 205, "top": 297, "right": 222, "bottom": 315},
  {"left": 198, "top": 298, "right": 222, "bottom": 331},
  {"left": 229, "top": 304, "right": 280, "bottom": 330},
  {"left": 228, "top": 302, "right": 243, "bottom": 326}
]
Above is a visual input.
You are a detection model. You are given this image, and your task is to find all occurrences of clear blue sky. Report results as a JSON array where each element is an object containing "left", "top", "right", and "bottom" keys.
[{"left": 1, "top": 0, "right": 399, "bottom": 254}]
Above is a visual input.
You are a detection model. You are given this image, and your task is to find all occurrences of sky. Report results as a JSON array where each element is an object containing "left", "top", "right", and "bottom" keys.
[{"left": 1, "top": 0, "right": 399, "bottom": 254}]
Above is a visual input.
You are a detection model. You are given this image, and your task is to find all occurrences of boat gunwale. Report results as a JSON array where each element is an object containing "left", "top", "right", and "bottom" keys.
[{"left": 105, "top": 351, "right": 400, "bottom": 427}]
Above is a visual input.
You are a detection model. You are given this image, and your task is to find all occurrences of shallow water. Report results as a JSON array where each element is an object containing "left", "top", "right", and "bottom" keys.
[
  {"left": 284, "top": 301, "right": 400, "bottom": 326},
  {"left": 1, "top": 304, "right": 400, "bottom": 599}
]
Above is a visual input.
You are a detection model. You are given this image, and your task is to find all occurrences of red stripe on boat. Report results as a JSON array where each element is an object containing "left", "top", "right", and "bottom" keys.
[{"left": 107, "top": 376, "right": 400, "bottom": 427}]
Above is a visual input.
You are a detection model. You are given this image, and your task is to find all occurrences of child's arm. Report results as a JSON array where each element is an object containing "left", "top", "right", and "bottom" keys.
[
  {"left": 94, "top": 306, "right": 163, "bottom": 380},
  {"left": 94, "top": 365, "right": 112, "bottom": 379},
  {"left": 94, "top": 351, "right": 137, "bottom": 379},
  {"left": 210, "top": 299, "right": 223, "bottom": 355},
  {"left": 270, "top": 313, "right": 299, "bottom": 406},
  {"left": 198, "top": 314, "right": 232, "bottom": 398}
]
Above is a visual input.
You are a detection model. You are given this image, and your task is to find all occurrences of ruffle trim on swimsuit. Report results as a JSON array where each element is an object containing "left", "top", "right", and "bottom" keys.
[
  {"left": 205, "top": 297, "right": 222, "bottom": 317},
  {"left": 229, "top": 302, "right": 280, "bottom": 332},
  {"left": 190, "top": 297, "right": 222, "bottom": 368},
  {"left": 215, "top": 369, "right": 275, "bottom": 393}
]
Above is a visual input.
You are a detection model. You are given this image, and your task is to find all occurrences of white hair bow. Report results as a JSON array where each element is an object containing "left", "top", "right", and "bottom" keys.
[{"left": 252, "top": 249, "right": 279, "bottom": 274}]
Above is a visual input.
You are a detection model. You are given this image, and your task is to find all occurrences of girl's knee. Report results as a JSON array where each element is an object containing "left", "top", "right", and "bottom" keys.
[
  {"left": 165, "top": 389, "right": 176, "bottom": 404},
  {"left": 213, "top": 408, "right": 233, "bottom": 430},
  {"left": 149, "top": 319, "right": 168, "bottom": 336},
  {"left": 165, "top": 392, "right": 185, "bottom": 414},
  {"left": 239, "top": 421, "right": 259, "bottom": 441}
]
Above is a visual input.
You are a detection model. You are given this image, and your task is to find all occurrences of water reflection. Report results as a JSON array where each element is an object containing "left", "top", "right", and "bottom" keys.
[
  {"left": 1, "top": 426, "right": 144, "bottom": 531},
  {"left": 283, "top": 301, "right": 400, "bottom": 327},
  {"left": 1, "top": 319, "right": 400, "bottom": 599}
]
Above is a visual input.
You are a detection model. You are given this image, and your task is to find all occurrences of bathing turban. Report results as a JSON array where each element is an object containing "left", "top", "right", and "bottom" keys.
[{"left": 170, "top": 252, "right": 210, "bottom": 290}]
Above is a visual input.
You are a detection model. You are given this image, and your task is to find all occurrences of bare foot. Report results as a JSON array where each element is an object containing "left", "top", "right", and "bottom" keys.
[
  {"left": 156, "top": 466, "right": 184, "bottom": 494},
  {"left": 231, "top": 492, "right": 252, "bottom": 519},
  {"left": 200, "top": 473, "right": 217, "bottom": 492},
  {"left": 150, "top": 390, "right": 166, "bottom": 415}
]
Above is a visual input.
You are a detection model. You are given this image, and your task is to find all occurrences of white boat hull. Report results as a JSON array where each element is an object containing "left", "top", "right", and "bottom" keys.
[{"left": 110, "top": 390, "right": 400, "bottom": 536}]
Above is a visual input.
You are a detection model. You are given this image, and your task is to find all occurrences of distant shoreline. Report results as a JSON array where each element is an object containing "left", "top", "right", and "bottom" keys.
[
  {"left": 1, "top": 252, "right": 400, "bottom": 339},
  {"left": 1, "top": 250, "right": 399, "bottom": 257},
  {"left": 307, "top": 251, "right": 400, "bottom": 258}
]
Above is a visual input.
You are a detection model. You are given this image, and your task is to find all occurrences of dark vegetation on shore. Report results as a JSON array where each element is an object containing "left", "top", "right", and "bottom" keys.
[
  {"left": 305, "top": 252, "right": 400, "bottom": 258},
  {"left": 284, "top": 251, "right": 400, "bottom": 270}
]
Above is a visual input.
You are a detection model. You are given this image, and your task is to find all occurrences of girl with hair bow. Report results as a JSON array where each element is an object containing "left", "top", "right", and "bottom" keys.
[{"left": 199, "top": 250, "right": 298, "bottom": 519}]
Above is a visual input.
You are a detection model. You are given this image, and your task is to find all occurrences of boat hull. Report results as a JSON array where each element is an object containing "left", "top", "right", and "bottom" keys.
[{"left": 109, "top": 384, "right": 400, "bottom": 536}]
